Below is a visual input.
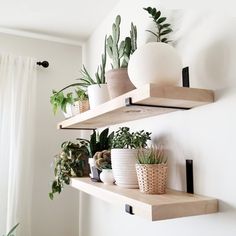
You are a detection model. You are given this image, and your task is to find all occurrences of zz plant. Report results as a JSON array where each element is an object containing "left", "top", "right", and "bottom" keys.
[
  {"left": 144, "top": 7, "right": 172, "bottom": 43},
  {"left": 106, "top": 15, "right": 137, "bottom": 69},
  {"left": 112, "top": 127, "right": 151, "bottom": 149}
]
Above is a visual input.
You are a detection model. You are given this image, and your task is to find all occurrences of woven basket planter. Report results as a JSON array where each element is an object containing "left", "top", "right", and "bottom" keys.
[
  {"left": 136, "top": 163, "right": 167, "bottom": 194},
  {"left": 73, "top": 100, "right": 90, "bottom": 115}
]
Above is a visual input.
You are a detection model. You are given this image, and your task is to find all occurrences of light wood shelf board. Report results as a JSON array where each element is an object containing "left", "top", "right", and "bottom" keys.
[
  {"left": 71, "top": 177, "right": 218, "bottom": 221},
  {"left": 58, "top": 84, "right": 214, "bottom": 129}
]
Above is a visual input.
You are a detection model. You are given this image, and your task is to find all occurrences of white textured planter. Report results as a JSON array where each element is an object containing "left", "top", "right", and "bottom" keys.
[
  {"left": 87, "top": 84, "right": 110, "bottom": 109},
  {"left": 111, "top": 149, "right": 139, "bottom": 188},
  {"left": 63, "top": 104, "right": 73, "bottom": 118},
  {"left": 128, "top": 42, "right": 182, "bottom": 88},
  {"left": 100, "top": 169, "right": 115, "bottom": 185}
]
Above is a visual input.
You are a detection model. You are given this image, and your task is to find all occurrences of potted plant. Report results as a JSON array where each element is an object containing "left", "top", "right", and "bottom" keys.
[
  {"left": 49, "top": 139, "right": 90, "bottom": 200},
  {"left": 3, "top": 223, "right": 19, "bottom": 236},
  {"left": 128, "top": 7, "right": 182, "bottom": 88},
  {"left": 93, "top": 150, "right": 114, "bottom": 185},
  {"left": 87, "top": 128, "right": 114, "bottom": 182},
  {"left": 73, "top": 87, "right": 90, "bottom": 114},
  {"left": 111, "top": 127, "right": 151, "bottom": 188},
  {"left": 50, "top": 90, "right": 74, "bottom": 118},
  {"left": 136, "top": 145, "right": 168, "bottom": 194},
  {"left": 54, "top": 37, "right": 110, "bottom": 109},
  {"left": 105, "top": 15, "right": 137, "bottom": 98}
]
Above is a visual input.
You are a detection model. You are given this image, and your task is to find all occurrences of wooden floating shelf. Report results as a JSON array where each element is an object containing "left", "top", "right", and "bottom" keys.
[
  {"left": 71, "top": 177, "right": 218, "bottom": 221},
  {"left": 58, "top": 84, "right": 214, "bottom": 129}
]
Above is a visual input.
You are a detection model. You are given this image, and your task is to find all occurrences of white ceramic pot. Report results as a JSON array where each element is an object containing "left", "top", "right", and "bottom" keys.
[
  {"left": 63, "top": 104, "right": 73, "bottom": 118},
  {"left": 100, "top": 169, "right": 115, "bottom": 185},
  {"left": 128, "top": 42, "right": 182, "bottom": 88},
  {"left": 87, "top": 84, "right": 110, "bottom": 109},
  {"left": 111, "top": 149, "right": 139, "bottom": 188}
]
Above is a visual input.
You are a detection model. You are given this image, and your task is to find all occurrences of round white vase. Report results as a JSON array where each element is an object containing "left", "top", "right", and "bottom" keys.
[
  {"left": 111, "top": 149, "right": 139, "bottom": 188},
  {"left": 87, "top": 84, "right": 110, "bottom": 109},
  {"left": 100, "top": 169, "right": 115, "bottom": 185},
  {"left": 128, "top": 42, "right": 182, "bottom": 88}
]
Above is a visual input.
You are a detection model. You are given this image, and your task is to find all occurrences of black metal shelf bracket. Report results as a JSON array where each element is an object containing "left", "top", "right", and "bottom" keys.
[
  {"left": 125, "top": 204, "right": 134, "bottom": 215},
  {"left": 125, "top": 97, "right": 190, "bottom": 110},
  {"left": 59, "top": 125, "right": 96, "bottom": 131}
]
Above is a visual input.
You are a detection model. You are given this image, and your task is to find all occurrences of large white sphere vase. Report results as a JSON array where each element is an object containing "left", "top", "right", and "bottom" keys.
[
  {"left": 87, "top": 84, "right": 110, "bottom": 109},
  {"left": 111, "top": 149, "right": 139, "bottom": 188},
  {"left": 128, "top": 42, "right": 182, "bottom": 88}
]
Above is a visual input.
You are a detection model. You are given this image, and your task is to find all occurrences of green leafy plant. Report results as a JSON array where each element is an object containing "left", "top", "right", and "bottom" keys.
[
  {"left": 74, "top": 87, "right": 88, "bottom": 101},
  {"left": 112, "top": 127, "right": 151, "bottom": 149},
  {"left": 49, "top": 140, "right": 90, "bottom": 200},
  {"left": 144, "top": 7, "right": 172, "bottom": 43},
  {"left": 93, "top": 150, "right": 111, "bottom": 170},
  {"left": 89, "top": 128, "right": 114, "bottom": 157},
  {"left": 137, "top": 145, "right": 167, "bottom": 164},
  {"left": 50, "top": 90, "right": 74, "bottom": 114},
  {"left": 106, "top": 15, "right": 137, "bottom": 69},
  {"left": 3, "top": 223, "right": 19, "bottom": 236}
]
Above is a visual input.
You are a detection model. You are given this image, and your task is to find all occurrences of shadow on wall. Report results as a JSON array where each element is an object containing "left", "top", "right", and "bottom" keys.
[{"left": 172, "top": 11, "right": 236, "bottom": 90}]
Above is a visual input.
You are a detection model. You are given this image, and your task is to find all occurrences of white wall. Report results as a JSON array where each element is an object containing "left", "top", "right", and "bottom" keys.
[
  {"left": 0, "top": 33, "right": 82, "bottom": 236},
  {"left": 82, "top": 1, "right": 236, "bottom": 236}
]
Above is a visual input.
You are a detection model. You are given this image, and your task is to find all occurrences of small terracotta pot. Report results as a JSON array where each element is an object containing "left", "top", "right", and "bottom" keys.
[{"left": 106, "top": 68, "right": 136, "bottom": 99}]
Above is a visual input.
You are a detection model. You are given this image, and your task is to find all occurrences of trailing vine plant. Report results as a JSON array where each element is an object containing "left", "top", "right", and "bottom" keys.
[{"left": 143, "top": 7, "right": 172, "bottom": 43}]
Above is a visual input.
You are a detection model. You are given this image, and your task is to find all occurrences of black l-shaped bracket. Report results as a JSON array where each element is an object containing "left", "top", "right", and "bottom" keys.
[{"left": 59, "top": 125, "right": 96, "bottom": 131}]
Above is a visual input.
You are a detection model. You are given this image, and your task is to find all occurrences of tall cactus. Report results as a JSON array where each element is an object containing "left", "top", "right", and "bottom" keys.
[{"left": 106, "top": 15, "right": 137, "bottom": 69}]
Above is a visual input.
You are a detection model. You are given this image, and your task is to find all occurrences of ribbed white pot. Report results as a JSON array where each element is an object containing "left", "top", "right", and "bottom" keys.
[
  {"left": 87, "top": 84, "right": 110, "bottom": 109},
  {"left": 111, "top": 149, "right": 139, "bottom": 188}
]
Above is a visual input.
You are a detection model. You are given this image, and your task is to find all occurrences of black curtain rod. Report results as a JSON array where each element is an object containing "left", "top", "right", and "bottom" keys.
[{"left": 37, "top": 61, "right": 49, "bottom": 68}]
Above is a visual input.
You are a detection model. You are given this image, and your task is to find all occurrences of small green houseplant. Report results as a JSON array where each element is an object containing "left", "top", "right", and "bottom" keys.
[
  {"left": 136, "top": 145, "right": 168, "bottom": 194},
  {"left": 49, "top": 139, "right": 90, "bottom": 200},
  {"left": 127, "top": 6, "right": 182, "bottom": 89},
  {"left": 111, "top": 127, "right": 151, "bottom": 188},
  {"left": 3, "top": 223, "right": 19, "bottom": 236},
  {"left": 88, "top": 128, "right": 114, "bottom": 182},
  {"left": 54, "top": 37, "right": 110, "bottom": 109},
  {"left": 105, "top": 15, "right": 137, "bottom": 98},
  {"left": 50, "top": 90, "right": 74, "bottom": 116},
  {"left": 143, "top": 7, "right": 172, "bottom": 43}
]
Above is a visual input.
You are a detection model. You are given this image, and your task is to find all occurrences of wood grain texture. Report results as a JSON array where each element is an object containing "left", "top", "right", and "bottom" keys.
[
  {"left": 58, "top": 84, "right": 214, "bottom": 129},
  {"left": 70, "top": 177, "right": 218, "bottom": 221}
]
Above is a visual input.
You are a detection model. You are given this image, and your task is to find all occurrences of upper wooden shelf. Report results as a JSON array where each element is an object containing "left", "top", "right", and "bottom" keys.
[
  {"left": 71, "top": 177, "right": 218, "bottom": 221},
  {"left": 58, "top": 84, "right": 214, "bottom": 129}
]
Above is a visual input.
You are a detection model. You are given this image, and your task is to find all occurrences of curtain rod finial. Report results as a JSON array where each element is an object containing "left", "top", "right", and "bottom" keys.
[{"left": 37, "top": 61, "right": 49, "bottom": 68}]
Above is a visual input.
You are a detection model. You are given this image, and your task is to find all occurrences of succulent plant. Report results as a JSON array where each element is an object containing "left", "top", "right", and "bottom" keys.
[
  {"left": 106, "top": 15, "right": 137, "bottom": 69},
  {"left": 144, "top": 7, "right": 172, "bottom": 43},
  {"left": 112, "top": 127, "right": 151, "bottom": 149},
  {"left": 137, "top": 145, "right": 167, "bottom": 164},
  {"left": 94, "top": 150, "right": 111, "bottom": 170}
]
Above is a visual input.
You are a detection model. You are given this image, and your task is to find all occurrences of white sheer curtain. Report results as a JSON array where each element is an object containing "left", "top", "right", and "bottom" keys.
[{"left": 0, "top": 54, "right": 37, "bottom": 236}]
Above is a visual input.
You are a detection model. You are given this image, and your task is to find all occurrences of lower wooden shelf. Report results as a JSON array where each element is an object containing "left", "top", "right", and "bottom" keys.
[{"left": 70, "top": 177, "right": 218, "bottom": 221}]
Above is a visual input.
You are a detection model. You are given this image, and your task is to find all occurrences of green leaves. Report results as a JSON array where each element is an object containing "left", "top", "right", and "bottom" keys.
[
  {"left": 106, "top": 15, "right": 137, "bottom": 69},
  {"left": 5, "top": 223, "right": 19, "bottom": 236},
  {"left": 112, "top": 127, "right": 151, "bottom": 149},
  {"left": 49, "top": 140, "right": 90, "bottom": 200},
  {"left": 137, "top": 145, "right": 167, "bottom": 164},
  {"left": 144, "top": 6, "right": 172, "bottom": 43},
  {"left": 50, "top": 90, "right": 74, "bottom": 115},
  {"left": 89, "top": 128, "right": 114, "bottom": 156}
]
